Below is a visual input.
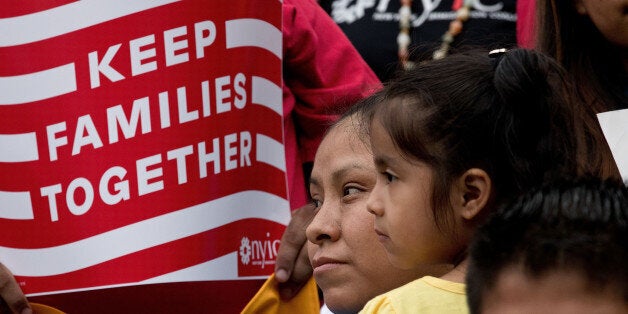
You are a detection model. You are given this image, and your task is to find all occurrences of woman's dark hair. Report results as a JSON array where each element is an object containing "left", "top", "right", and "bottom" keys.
[
  {"left": 536, "top": 0, "right": 627, "bottom": 112},
  {"left": 466, "top": 177, "right": 628, "bottom": 313},
  {"left": 371, "top": 48, "right": 618, "bottom": 232}
]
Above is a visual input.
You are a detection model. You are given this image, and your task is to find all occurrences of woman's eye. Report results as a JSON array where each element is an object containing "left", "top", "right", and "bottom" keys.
[
  {"left": 312, "top": 199, "right": 322, "bottom": 208},
  {"left": 343, "top": 187, "right": 361, "bottom": 196}
]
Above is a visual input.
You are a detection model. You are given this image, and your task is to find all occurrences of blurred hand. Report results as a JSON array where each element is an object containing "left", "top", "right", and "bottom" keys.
[
  {"left": 273, "top": 203, "right": 316, "bottom": 300},
  {"left": 0, "top": 263, "right": 30, "bottom": 314}
]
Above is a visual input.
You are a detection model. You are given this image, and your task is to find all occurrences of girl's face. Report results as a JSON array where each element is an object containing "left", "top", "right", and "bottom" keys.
[
  {"left": 576, "top": 0, "right": 628, "bottom": 49},
  {"left": 366, "top": 118, "right": 460, "bottom": 270},
  {"left": 306, "top": 119, "right": 438, "bottom": 313}
]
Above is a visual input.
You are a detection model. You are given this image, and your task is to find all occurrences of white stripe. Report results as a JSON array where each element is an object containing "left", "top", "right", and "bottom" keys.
[
  {"left": 255, "top": 134, "right": 286, "bottom": 172},
  {"left": 142, "top": 253, "right": 238, "bottom": 283},
  {"left": 0, "top": 190, "right": 289, "bottom": 277},
  {"left": 142, "top": 252, "right": 269, "bottom": 284},
  {"left": 0, "top": 132, "right": 39, "bottom": 162},
  {"left": 0, "top": 191, "right": 33, "bottom": 220},
  {"left": 0, "top": 0, "right": 180, "bottom": 47},
  {"left": 0, "top": 64, "right": 76, "bottom": 105},
  {"left": 27, "top": 253, "right": 268, "bottom": 297},
  {"left": 225, "top": 19, "right": 282, "bottom": 59},
  {"left": 252, "top": 76, "right": 282, "bottom": 116}
]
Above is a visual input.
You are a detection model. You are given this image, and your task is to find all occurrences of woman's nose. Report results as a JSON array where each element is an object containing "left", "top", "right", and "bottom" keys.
[{"left": 305, "top": 200, "right": 340, "bottom": 245}]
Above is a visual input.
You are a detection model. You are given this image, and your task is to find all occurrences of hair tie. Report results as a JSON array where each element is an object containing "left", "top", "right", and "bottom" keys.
[
  {"left": 489, "top": 48, "right": 508, "bottom": 56},
  {"left": 489, "top": 48, "right": 508, "bottom": 69}
]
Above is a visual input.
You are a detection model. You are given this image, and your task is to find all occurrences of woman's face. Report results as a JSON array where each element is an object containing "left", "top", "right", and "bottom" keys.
[
  {"left": 366, "top": 118, "right": 461, "bottom": 270},
  {"left": 306, "top": 118, "right": 439, "bottom": 313},
  {"left": 576, "top": 0, "right": 628, "bottom": 49}
]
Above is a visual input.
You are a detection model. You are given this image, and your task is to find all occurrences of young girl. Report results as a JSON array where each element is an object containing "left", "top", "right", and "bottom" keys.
[{"left": 359, "top": 48, "right": 618, "bottom": 313}]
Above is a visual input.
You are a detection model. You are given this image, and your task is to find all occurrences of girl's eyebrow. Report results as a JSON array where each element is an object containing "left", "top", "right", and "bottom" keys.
[{"left": 373, "top": 153, "right": 397, "bottom": 169}]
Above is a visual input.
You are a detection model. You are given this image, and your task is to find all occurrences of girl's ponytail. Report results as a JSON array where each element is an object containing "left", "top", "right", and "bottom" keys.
[{"left": 492, "top": 49, "right": 618, "bottom": 183}]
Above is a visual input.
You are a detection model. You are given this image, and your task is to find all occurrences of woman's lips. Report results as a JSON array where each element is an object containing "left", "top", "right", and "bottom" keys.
[{"left": 311, "top": 256, "right": 346, "bottom": 274}]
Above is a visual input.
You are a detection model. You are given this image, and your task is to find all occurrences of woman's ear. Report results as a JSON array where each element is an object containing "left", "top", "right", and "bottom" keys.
[{"left": 450, "top": 168, "right": 491, "bottom": 221}]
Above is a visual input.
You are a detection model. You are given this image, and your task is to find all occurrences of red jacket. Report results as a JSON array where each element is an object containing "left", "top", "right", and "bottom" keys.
[
  {"left": 517, "top": 0, "right": 536, "bottom": 48},
  {"left": 282, "top": 0, "right": 380, "bottom": 209}
]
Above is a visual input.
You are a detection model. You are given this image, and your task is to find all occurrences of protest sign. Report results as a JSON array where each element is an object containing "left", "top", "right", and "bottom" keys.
[
  {"left": 598, "top": 109, "right": 628, "bottom": 182},
  {"left": 0, "top": 0, "right": 287, "bottom": 311}
]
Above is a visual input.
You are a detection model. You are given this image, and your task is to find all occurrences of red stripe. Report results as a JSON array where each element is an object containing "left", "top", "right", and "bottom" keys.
[
  {"left": 0, "top": 1, "right": 77, "bottom": 18},
  {"left": 29, "top": 279, "right": 266, "bottom": 314}
]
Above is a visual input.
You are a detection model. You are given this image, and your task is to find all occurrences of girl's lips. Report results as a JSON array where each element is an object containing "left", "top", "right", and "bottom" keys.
[
  {"left": 374, "top": 228, "right": 387, "bottom": 238},
  {"left": 374, "top": 228, "right": 390, "bottom": 243}
]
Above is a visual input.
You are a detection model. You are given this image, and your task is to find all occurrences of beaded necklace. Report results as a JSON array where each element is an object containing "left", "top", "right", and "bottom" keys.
[
  {"left": 397, "top": 0, "right": 414, "bottom": 70},
  {"left": 397, "top": 0, "right": 473, "bottom": 68}
]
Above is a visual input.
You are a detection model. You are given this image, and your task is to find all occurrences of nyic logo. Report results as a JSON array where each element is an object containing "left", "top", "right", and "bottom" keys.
[
  {"left": 238, "top": 232, "right": 281, "bottom": 276},
  {"left": 239, "top": 237, "right": 252, "bottom": 265}
]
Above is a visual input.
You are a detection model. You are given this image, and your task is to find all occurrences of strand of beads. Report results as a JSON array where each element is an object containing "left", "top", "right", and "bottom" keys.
[
  {"left": 397, "top": 0, "right": 415, "bottom": 70},
  {"left": 433, "top": 0, "right": 472, "bottom": 60}
]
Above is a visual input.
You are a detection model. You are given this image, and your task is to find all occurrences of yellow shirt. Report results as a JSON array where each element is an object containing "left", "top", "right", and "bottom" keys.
[
  {"left": 359, "top": 276, "right": 469, "bottom": 314},
  {"left": 241, "top": 273, "right": 320, "bottom": 314}
]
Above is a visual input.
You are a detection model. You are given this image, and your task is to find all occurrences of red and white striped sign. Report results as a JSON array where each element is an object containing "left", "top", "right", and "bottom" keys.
[{"left": 0, "top": 0, "right": 287, "bottom": 308}]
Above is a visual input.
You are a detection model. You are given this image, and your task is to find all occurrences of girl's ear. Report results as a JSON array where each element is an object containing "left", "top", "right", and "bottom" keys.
[{"left": 451, "top": 168, "right": 491, "bottom": 221}]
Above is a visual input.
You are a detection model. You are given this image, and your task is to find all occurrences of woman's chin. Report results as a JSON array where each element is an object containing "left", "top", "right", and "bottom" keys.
[{"left": 323, "top": 290, "right": 369, "bottom": 314}]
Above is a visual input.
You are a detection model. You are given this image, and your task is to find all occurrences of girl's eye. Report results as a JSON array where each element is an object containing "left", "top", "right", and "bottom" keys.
[{"left": 383, "top": 172, "right": 397, "bottom": 183}]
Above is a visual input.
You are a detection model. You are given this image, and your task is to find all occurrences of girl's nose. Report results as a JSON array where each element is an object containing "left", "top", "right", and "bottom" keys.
[{"left": 366, "top": 181, "right": 384, "bottom": 217}]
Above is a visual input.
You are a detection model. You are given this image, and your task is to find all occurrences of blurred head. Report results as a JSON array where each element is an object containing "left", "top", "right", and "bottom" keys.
[
  {"left": 537, "top": 0, "right": 628, "bottom": 111},
  {"left": 466, "top": 177, "right": 628, "bottom": 314},
  {"left": 573, "top": 0, "right": 628, "bottom": 51},
  {"left": 365, "top": 48, "right": 617, "bottom": 269},
  {"left": 306, "top": 100, "right": 449, "bottom": 314}
]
